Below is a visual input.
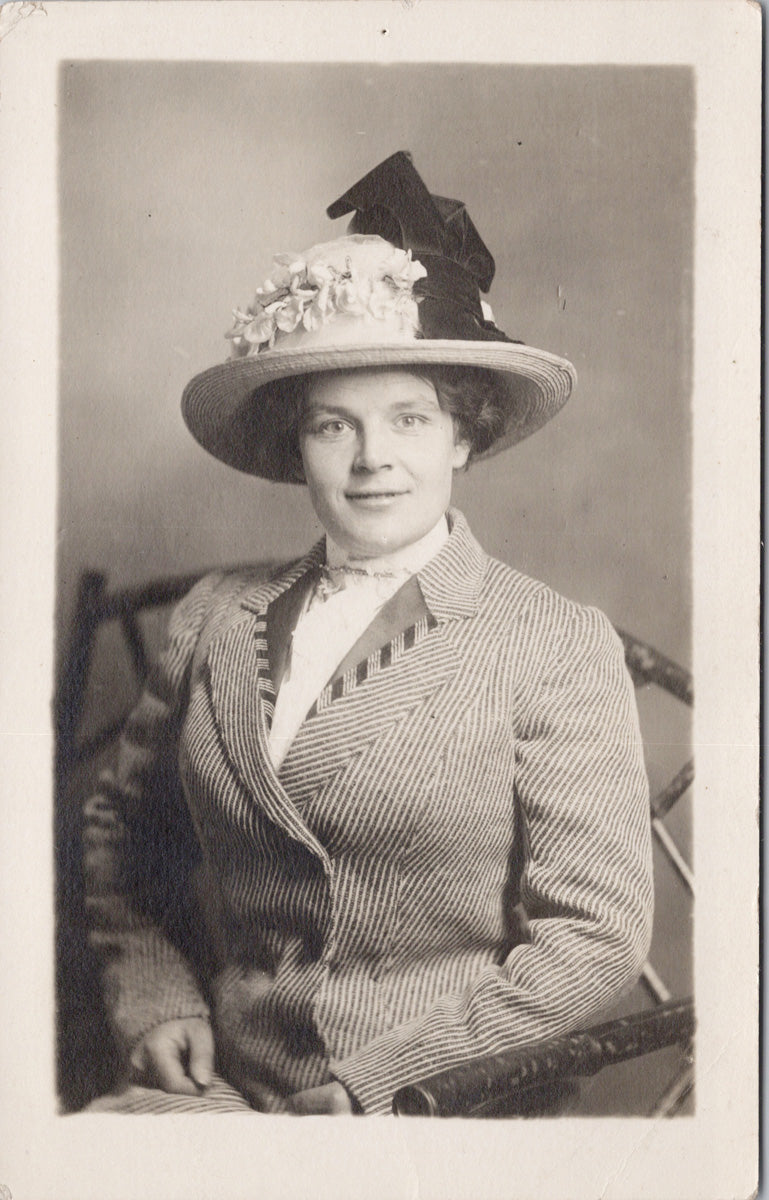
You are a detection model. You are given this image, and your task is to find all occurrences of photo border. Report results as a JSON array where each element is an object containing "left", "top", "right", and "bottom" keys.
[{"left": 0, "top": 3, "right": 759, "bottom": 1198}]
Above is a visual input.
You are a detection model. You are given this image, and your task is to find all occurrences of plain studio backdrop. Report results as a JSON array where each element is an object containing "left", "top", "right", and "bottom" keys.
[{"left": 57, "top": 61, "right": 693, "bottom": 1113}]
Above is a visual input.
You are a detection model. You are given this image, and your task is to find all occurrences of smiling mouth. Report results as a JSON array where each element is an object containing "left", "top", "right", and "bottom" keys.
[{"left": 345, "top": 490, "right": 407, "bottom": 500}]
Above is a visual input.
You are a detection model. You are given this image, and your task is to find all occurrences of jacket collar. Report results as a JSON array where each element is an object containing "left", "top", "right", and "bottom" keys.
[
  {"left": 303, "top": 510, "right": 485, "bottom": 696},
  {"left": 416, "top": 508, "right": 486, "bottom": 622},
  {"left": 238, "top": 507, "right": 486, "bottom": 624},
  {"left": 239, "top": 540, "right": 325, "bottom": 616}
]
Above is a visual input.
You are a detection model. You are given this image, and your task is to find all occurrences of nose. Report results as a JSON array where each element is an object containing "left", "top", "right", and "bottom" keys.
[{"left": 352, "top": 422, "right": 393, "bottom": 473}]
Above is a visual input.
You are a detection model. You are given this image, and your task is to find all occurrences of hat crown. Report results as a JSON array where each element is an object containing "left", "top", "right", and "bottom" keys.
[
  {"left": 226, "top": 233, "right": 428, "bottom": 358},
  {"left": 303, "top": 233, "right": 415, "bottom": 276}
]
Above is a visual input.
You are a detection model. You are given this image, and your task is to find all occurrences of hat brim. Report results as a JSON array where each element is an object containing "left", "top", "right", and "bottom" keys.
[{"left": 181, "top": 340, "right": 576, "bottom": 482}]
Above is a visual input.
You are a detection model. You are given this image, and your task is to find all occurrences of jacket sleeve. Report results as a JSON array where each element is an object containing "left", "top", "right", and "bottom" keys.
[
  {"left": 329, "top": 597, "right": 654, "bottom": 1114},
  {"left": 82, "top": 571, "right": 224, "bottom": 1058}
]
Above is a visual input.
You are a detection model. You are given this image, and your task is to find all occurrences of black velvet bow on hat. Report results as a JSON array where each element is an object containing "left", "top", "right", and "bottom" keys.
[{"left": 327, "top": 151, "right": 518, "bottom": 345}]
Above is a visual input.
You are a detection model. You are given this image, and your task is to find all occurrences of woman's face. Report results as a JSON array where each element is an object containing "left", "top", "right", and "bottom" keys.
[{"left": 299, "top": 368, "right": 470, "bottom": 559}]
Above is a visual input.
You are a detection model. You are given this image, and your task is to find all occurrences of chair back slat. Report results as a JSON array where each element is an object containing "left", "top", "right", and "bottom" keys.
[
  {"left": 652, "top": 759, "right": 694, "bottom": 820},
  {"left": 118, "top": 611, "right": 150, "bottom": 680},
  {"left": 640, "top": 961, "right": 672, "bottom": 1005},
  {"left": 616, "top": 629, "right": 693, "bottom": 706},
  {"left": 620, "top": 621, "right": 693, "bottom": 1117},
  {"left": 651, "top": 817, "right": 694, "bottom": 896}
]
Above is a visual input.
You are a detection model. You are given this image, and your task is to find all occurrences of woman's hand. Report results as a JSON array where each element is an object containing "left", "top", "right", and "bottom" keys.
[
  {"left": 286, "top": 1081, "right": 354, "bottom": 1114},
  {"left": 129, "top": 1016, "right": 215, "bottom": 1096}
]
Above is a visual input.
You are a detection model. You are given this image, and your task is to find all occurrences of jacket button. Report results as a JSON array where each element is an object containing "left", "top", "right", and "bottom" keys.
[{"left": 304, "top": 927, "right": 324, "bottom": 962}]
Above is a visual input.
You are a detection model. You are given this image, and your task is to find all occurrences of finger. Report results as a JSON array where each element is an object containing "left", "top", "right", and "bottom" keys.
[
  {"left": 187, "top": 1022, "right": 215, "bottom": 1090},
  {"left": 327, "top": 1086, "right": 353, "bottom": 1114},
  {"left": 285, "top": 1089, "right": 316, "bottom": 1114},
  {"left": 286, "top": 1084, "right": 351, "bottom": 1115},
  {"left": 152, "top": 1042, "right": 203, "bottom": 1096},
  {"left": 128, "top": 1040, "right": 148, "bottom": 1081}
]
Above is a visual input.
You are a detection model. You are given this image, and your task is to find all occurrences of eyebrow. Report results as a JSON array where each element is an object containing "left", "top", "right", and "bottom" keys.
[
  {"left": 389, "top": 396, "right": 440, "bottom": 411},
  {"left": 299, "top": 403, "right": 350, "bottom": 425},
  {"left": 303, "top": 394, "right": 440, "bottom": 417}
]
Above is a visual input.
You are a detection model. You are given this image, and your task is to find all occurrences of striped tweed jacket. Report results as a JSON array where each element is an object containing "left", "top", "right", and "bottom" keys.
[{"left": 83, "top": 509, "right": 653, "bottom": 1115}]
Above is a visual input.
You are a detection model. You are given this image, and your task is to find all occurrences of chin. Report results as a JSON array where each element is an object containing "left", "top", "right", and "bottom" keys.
[
  {"left": 340, "top": 525, "right": 405, "bottom": 559},
  {"left": 350, "top": 533, "right": 398, "bottom": 557}
]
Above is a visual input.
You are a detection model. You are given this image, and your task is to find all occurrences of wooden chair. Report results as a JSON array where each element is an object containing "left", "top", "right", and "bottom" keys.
[
  {"left": 55, "top": 568, "right": 694, "bottom": 1116},
  {"left": 55, "top": 566, "right": 277, "bottom": 1112}
]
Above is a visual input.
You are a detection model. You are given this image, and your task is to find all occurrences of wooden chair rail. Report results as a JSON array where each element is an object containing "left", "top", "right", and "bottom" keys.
[{"left": 393, "top": 998, "right": 695, "bottom": 1117}]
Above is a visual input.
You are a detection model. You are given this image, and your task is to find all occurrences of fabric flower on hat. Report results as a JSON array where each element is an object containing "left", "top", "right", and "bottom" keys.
[
  {"left": 242, "top": 309, "right": 276, "bottom": 347},
  {"left": 385, "top": 247, "right": 427, "bottom": 289},
  {"left": 274, "top": 294, "right": 306, "bottom": 334},
  {"left": 306, "top": 261, "right": 335, "bottom": 290},
  {"left": 225, "top": 236, "right": 429, "bottom": 355},
  {"left": 303, "top": 282, "right": 336, "bottom": 330},
  {"left": 335, "top": 271, "right": 370, "bottom": 315},
  {"left": 270, "top": 254, "right": 306, "bottom": 288}
]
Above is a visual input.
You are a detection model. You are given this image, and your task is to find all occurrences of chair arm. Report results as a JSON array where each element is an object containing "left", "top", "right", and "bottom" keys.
[{"left": 392, "top": 997, "right": 695, "bottom": 1116}]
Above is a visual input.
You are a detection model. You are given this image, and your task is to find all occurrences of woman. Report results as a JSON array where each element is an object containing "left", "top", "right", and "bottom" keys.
[{"left": 83, "top": 152, "right": 653, "bottom": 1115}]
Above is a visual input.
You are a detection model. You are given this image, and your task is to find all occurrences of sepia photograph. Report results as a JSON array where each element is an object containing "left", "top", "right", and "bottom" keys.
[
  {"left": 0, "top": 3, "right": 759, "bottom": 1199},
  {"left": 56, "top": 59, "right": 694, "bottom": 1121}
]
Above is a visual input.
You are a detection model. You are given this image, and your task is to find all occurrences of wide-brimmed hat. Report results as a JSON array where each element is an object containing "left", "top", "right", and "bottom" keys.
[{"left": 182, "top": 151, "right": 576, "bottom": 481}]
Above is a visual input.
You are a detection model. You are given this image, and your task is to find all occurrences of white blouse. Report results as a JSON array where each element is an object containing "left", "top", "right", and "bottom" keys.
[{"left": 267, "top": 516, "right": 449, "bottom": 770}]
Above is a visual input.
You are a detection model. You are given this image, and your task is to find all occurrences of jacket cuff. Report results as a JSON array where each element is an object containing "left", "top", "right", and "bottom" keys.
[
  {"left": 329, "top": 1018, "right": 434, "bottom": 1115},
  {"left": 99, "top": 936, "right": 211, "bottom": 1059}
]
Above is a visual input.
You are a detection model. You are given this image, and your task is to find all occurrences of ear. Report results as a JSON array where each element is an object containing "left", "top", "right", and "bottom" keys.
[
  {"left": 292, "top": 434, "right": 308, "bottom": 483},
  {"left": 451, "top": 436, "right": 471, "bottom": 472}
]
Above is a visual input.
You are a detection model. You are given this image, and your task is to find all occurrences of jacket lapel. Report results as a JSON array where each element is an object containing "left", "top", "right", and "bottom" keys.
[
  {"left": 276, "top": 617, "right": 459, "bottom": 804},
  {"left": 205, "top": 511, "right": 490, "bottom": 846},
  {"left": 315, "top": 507, "right": 486, "bottom": 699},
  {"left": 277, "top": 510, "right": 488, "bottom": 802},
  {"left": 265, "top": 566, "right": 319, "bottom": 699},
  {"left": 206, "top": 545, "right": 332, "bottom": 865},
  {"left": 321, "top": 574, "right": 431, "bottom": 693}
]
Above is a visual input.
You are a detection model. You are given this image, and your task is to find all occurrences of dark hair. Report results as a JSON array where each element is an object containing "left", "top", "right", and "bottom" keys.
[
  {"left": 416, "top": 365, "right": 509, "bottom": 462},
  {"left": 258, "top": 364, "right": 509, "bottom": 482},
  {"left": 258, "top": 378, "right": 307, "bottom": 483}
]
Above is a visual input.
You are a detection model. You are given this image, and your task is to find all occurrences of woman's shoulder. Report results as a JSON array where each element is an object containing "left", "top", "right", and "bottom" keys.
[
  {"left": 179, "top": 552, "right": 312, "bottom": 614},
  {"left": 172, "top": 566, "right": 261, "bottom": 621},
  {"left": 163, "top": 561, "right": 304, "bottom": 680},
  {"left": 480, "top": 553, "right": 622, "bottom": 659}
]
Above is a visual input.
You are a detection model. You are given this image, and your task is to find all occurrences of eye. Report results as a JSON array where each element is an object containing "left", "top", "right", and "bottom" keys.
[
  {"left": 395, "top": 412, "right": 428, "bottom": 430},
  {"left": 310, "top": 418, "right": 353, "bottom": 438}
]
